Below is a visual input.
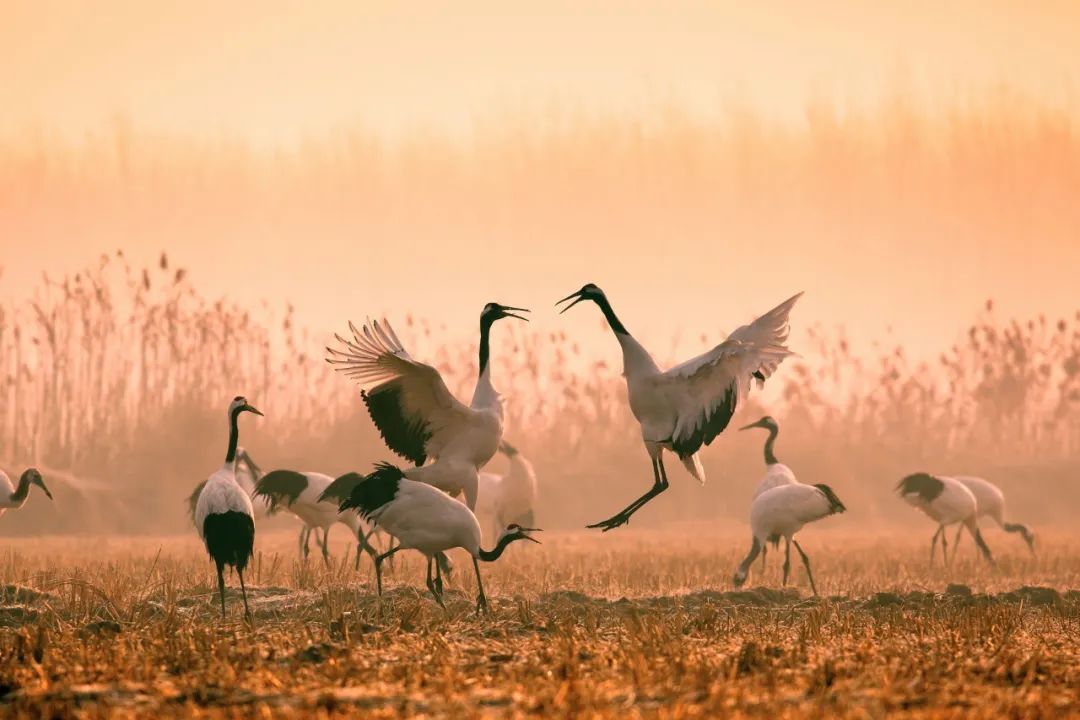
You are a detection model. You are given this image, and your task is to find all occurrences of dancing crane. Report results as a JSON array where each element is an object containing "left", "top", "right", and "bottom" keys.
[
  {"left": 0, "top": 468, "right": 53, "bottom": 518},
  {"left": 896, "top": 473, "right": 994, "bottom": 566},
  {"left": 194, "top": 396, "right": 262, "bottom": 618},
  {"left": 325, "top": 303, "right": 528, "bottom": 508},
  {"left": 336, "top": 462, "right": 540, "bottom": 612},
  {"left": 557, "top": 284, "right": 802, "bottom": 531},
  {"left": 950, "top": 475, "right": 1034, "bottom": 557},
  {"left": 732, "top": 483, "right": 846, "bottom": 595}
]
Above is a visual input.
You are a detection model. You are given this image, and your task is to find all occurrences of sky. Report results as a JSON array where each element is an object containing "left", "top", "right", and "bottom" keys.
[{"left": 2, "top": 1, "right": 1079, "bottom": 359}]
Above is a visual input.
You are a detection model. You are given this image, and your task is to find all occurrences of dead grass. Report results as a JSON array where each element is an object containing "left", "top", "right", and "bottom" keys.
[{"left": 0, "top": 529, "right": 1078, "bottom": 717}]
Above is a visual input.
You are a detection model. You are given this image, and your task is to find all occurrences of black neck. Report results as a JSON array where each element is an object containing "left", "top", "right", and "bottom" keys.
[
  {"left": 763, "top": 426, "right": 779, "bottom": 465},
  {"left": 225, "top": 407, "right": 242, "bottom": 464},
  {"left": 593, "top": 295, "right": 629, "bottom": 336},
  {"left": 478, "top": 316, "right": 495, "bottom": 378},
  {"left": 10, "top": 475, "right": 30, "bottom": 503},
  {"left": 478, "top": 533, "right": 526, "bottom": 561}
]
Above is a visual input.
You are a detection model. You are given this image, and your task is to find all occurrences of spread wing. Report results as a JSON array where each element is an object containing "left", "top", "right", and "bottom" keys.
[
  {"left": 326, "top": 318, "right": 472, "bottom": 465},
  {"left": 664, "top": 292, "right": 802, "bottom": 457}
]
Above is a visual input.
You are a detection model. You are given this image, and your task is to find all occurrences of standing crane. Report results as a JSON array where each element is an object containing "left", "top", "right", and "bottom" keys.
[
  {"left": 335, "top": 462, "right": 540, "bottom": 612},
  {"left": 740, "top": 415, "right": 799, "bottom": 570},
  {"left": 186, "top": 447, "right": 263, "bottom": 524},
  {"left": 194, "top": 396, "right": 263, "bottom": 618},
  {"left": 732, "top": 483, "right": 846, "bottom": 595},
  {"left": 896, "top": 473, "right": 994, "bottom": 566},
  {"left": 557, "top": 284, "right": 802, "bottom": 531},
  {"left": 324, "top": 302, "right": 528, "bottom": 509},
  {"left": 950, "top": 475, "right": 1035, "bottom": 557},
  {"left": 0, "top": 468, "right": 53, "bottom": 518}
]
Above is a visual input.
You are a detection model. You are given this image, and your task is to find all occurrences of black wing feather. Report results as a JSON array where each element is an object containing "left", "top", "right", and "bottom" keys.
[
  {"left": 338, "top": 462, "right": 403, "bottom": 520},
  {"left": 319, "top": 472, "right": 366, "bottom": 503},
  {"left": 362, "top": 385, "right": 430, "bottom": 467},
  {"left": 252, "top": 470, "right": 309, "bottom": 510},
  {"left": 672, "top": 381, "right": 737, "bottom": 457}
]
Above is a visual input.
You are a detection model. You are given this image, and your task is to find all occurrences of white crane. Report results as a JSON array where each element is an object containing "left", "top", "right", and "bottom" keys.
[
  {"left": 740, "top": 415, "right": 799, "bottom": 570},
  {"left": 186, "top": 447, "right": 262, "bottom": 523},
  {"left": 194, "top": 396, "right": 262, "bottom": 618},
  {"left": 252, "top": 469, "right": 380, "bottom": 568},
  {"left": 732, "top": 483, "right": 846, "bottom": 595},
  {"left": 950, "top": 475, "right": 1035, "bottom": 557},
  {"left": 474, "top": 442, "right": 538, "bottom": 541},
  {"left": 896, "top": 473, "right": 994, "bottom": 566},
  {"left": 0, "top": 468, "right": 53, "bottom": 518},
  {"left": 557, "top": 284, "right": 802, "bottom": 531},
  {"left": 324, "top": 302, "right": 528, "bottom": 509},
  {"left": 333, "top": 462, "right": 540, "bottom": 612}
]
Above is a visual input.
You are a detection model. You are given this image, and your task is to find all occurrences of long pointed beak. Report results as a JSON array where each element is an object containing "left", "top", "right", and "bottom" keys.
[
  {"left": 518, "top": 527, "right": 542, "bottom": 533},
  {"left": 502, "top": 306, "right": 530, "bottom": 322},
  {"left": 245, "top": 405, "right": 264, "bottom": 417},
  {"left": 556, "top": 291, "right": 585, "bottom": 314},
  {"left": 39, "top": 481, "right": 53, "bottom": 501},
  {"left": 738, "top": 421, "right": 760, "bottom": 431},
  {"left": 523, "top": 535, "right": 541, "bottom": 544}
]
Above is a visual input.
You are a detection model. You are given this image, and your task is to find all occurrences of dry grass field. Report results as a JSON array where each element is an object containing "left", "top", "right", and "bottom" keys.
[{"left": 1, "top": 527, "right": 1078, "bottom": 717}]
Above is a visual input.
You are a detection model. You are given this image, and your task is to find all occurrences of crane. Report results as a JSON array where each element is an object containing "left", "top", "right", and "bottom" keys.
[
  {"left": 193, "top": 396, "right": 262, "bottom": 618},
  {"left": 896, "top": 473, "right": 994, "bottom": 566},
  {"left": 557, "top": 284, "right": 802, "bottom": 531}
]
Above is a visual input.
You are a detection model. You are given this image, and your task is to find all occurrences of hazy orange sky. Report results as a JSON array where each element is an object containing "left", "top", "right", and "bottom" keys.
[{"left": 2, "top": 1, "right": 1079, "bottom": 360}]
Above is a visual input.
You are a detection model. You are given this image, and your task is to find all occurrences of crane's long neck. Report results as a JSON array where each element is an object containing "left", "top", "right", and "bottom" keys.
[
  {"left": 594, "top": 295, "right": 629, "bottom": 337},
  {"left": 763, "top": 426, "right": 779, "bottom": 465},
  {"left": 472, "top": 316, "right": 499, "bottom": 408},
  {"left": 10, "top": 475, "right": 30, "bottom": 504},
  {"left": 478, "top": 533, "right": 526, "bottom": 562},
  {"left": 225, "top": 408, "right": 243, "bottom": 465}
]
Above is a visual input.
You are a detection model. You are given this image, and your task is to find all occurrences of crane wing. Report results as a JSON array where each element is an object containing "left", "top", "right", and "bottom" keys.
[
  {"left": 664, "top": 292, "right": 802, "bottom": 457},
  {"left": 326, "top": 318, "right": 471, "bottom": 465}
]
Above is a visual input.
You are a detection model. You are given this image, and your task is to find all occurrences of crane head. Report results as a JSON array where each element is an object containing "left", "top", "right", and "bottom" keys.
[
  {"left": 21, "top": 468, "right": 52, "bottom": 500},
  {"left": 502, "top": 523, "right": 542, "bottom": 544},
  {"left": 482, "top": 303, "right": 530, "bottom": 323},
  {"left": 229, "top": 395, "right": 264, "bottom": 418},
  {"left": 555, "top": 283, "right": 605, "bottom": 314}
]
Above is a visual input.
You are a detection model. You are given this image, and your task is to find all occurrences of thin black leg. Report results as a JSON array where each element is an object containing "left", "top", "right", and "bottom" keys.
[
  {"left": 782, "top": 537, "right": 792, "bottom": 586},
  {"left": 951, "top": 524, "right": 964, "bottom": 564},
  {"left": 941, "top": 527, "right": 949, "bottom": 567},
  {"left": 321, "top": 527, "right": 331, "bottom": 567},
  {"left": 472, "top": 556, "right": 487, "bottom": 614},
  {"left": 760, "top": 543, "right": 768, "bottom": 572},
  {"left": 424, "top": 556, "right": 445, "bottom": 608},
  {"left": 355, "top": 527, "right": 379, "bottom": 571},
  {"left": 435, "top": 551, "right": 453, "bottom": 580},
  {"left": 374, "top": 546, "right": 402, "bottom": 596},
  {"left": 792, "top": 539, "right": 817, "bottom": 596},
  {"left": 929, "top": 526, "right": 942, "bottom": 566},
  {"left": 587, "top": 455, "right": 668, "bottom": 532},
  {"left": 434, "top": 553, "right": 446, "bottom": 597},
  {"left": 966, "top": 520, "right": 995, "bottom": 566},
  {"left": 238, "top": 566, "right": 251, "bottom": 620},
  {"left": 216, "top": 562, "right": 227, "bottom": 618}
]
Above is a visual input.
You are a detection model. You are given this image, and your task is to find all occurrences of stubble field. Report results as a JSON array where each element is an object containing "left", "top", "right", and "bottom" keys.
[{"left": 1, "top": 527, "right": 1078, "bottom": 718}]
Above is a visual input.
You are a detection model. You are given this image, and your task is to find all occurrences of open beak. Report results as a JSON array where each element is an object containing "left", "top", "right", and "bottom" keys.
[
  {"left": 244, "top": 405, "right": 264, "bottom": 417},
  {"left": 501, "top": 306, "right": 530, "bottom": 322},
  {"left": 556, "top": 291, "right": 585, "bottom": 314}
]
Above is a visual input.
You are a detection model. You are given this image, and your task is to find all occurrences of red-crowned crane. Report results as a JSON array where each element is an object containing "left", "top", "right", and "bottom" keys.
[
  {"left": 896, "top": 473, "right": 994, "bottom": 566},
  {"left": 557, "top": 284, "right": 802, "bottom": 531},
  {"left": 950, "top": 475, "right": 1034, "bottom": 557},
  {"left": 194, "top": 396, "right": 262, "bottom": 618},
  {"left": 334, "top": 462, "right": 540, "bottom": 612},
  {"left": 0, "top": 468, "right": 53, "bottom": 518},
  {"left": 733, "top": 482, "right": 846, "bottom": 595},
  {"left": 740, "top": 415, "right": 799, "bottom": 570}
]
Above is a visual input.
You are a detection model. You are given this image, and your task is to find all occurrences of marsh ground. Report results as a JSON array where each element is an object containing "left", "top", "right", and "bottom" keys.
[{"left": 0, "top": 527, "right": 1078, "bottom": 718}]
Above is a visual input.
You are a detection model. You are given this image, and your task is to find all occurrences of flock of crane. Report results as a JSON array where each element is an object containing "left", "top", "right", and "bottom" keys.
[{"left": 1, "top": 284, "right": 1036, "bottom": 618}]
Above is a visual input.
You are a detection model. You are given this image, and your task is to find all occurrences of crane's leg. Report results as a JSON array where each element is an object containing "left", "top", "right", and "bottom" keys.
[
  {"left": 435, "top": 551, "right": 454, "bottom": 582},
  {"left": 965, "top": 518, "right": 995, "bottom": 566},
  {"left": 760, "top": 543, "right": 768, "bottom": 572},
  {"left": 434, "top": 554, "right": 445, "bottom": 598},
  {"left": 374, "top": 546, "right": 403, "bottom": 596},
  {"left": 792, "top": 539, "right": 818, "bottom": 596},
  {"left": 301, "top": 526, "right": 313, "bottom": 561},
  {"left": 472, "top": 556, "right": 488, "bottom": 614},
  {"left": 782, "top": 537, "right": 792, "bottom": 586},
  {"left": 320, "top": 527, "right": 331, "bottom": 567},
  {"left": 929, "top": 526, "right": 942, "bottom": 566},
  {"left": 950, "top": 524, "right": 964, "bottom": 564},
  {"left": 941, "top": 527, "right": 949, "bottom": 567},
  {"left": 424, "top": 556, "right": 446, "bottom": 608},
  {"left": 732, "top": 537, "right": 761, "bottom": 588},
  {"left": 587, "top": 455, "right": 668, "bottom": 532},
  {"left": 355, "top": 527, "right": 380, "bottom": 571},
  {"left": 215, "top": 561, "right": 227, "bottom": 618},
  {"left": 238, "top": 566, "right": 251, "bottom": 620}
]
